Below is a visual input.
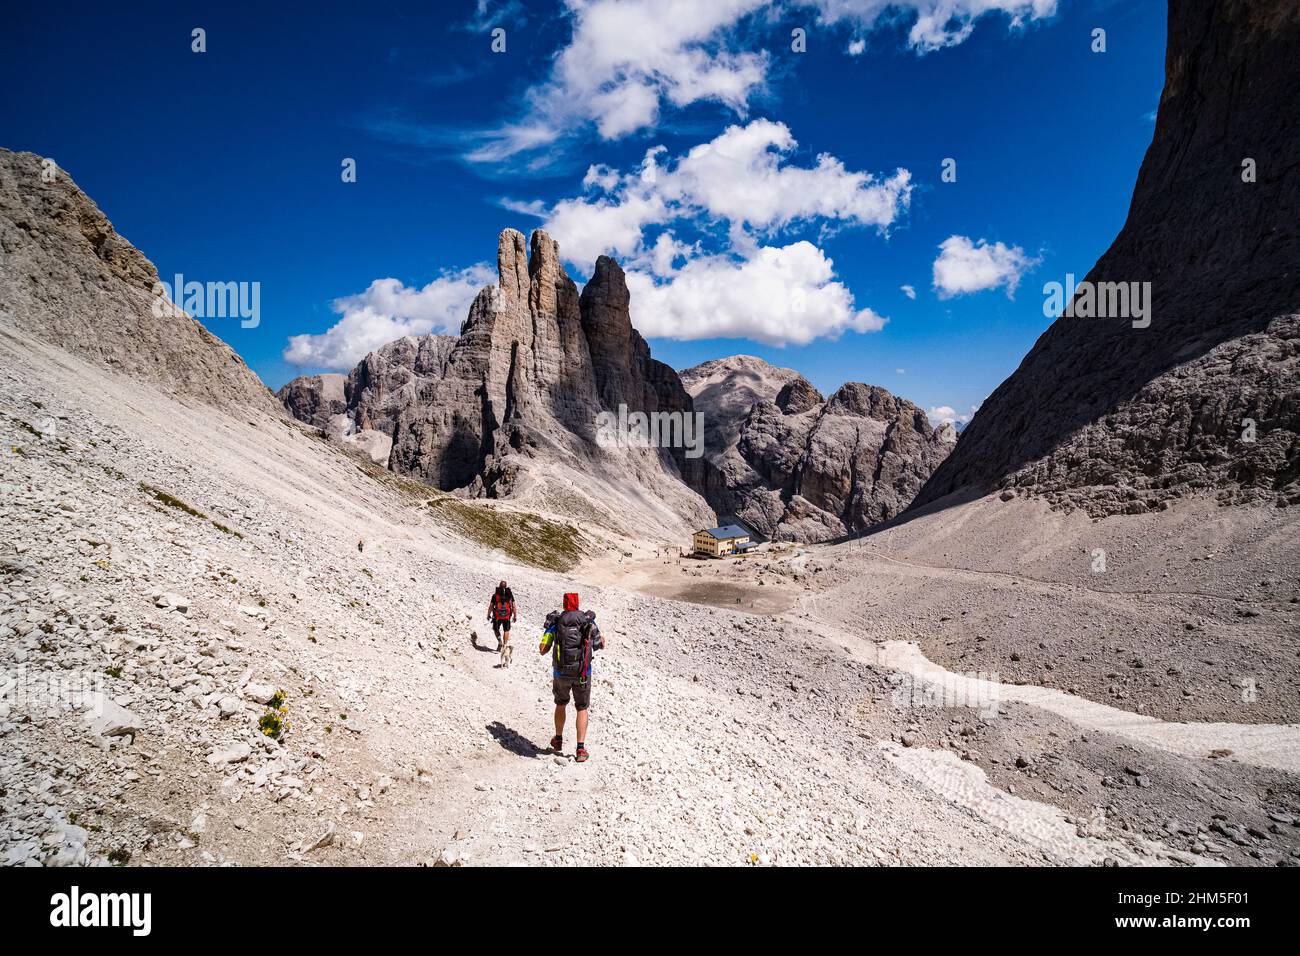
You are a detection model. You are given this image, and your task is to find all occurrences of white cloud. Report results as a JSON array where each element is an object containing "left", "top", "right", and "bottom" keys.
[
  {"left": 646, "top": 231, "right": 695, "bottom": 277},
  {"left": 895, "top": 367, "right": 905, "bottom": 374},
  {"left": 546, "top": 191, "right": 670, "bottom": 268},
  {"left": 542, "top": 120, "right": 911, "bottom": 269},
  {"left": 932, "top": 235, "right": 1038, "bottom": 299},
  {"left": 661, "top": 119, "right": 911, "bottom": 234},
  {"left": 496, "top": 197, "right": 548, "bottom": 218},
  {"left": 468, "top": 0, "right": 1055, "bottom": 163},
  {"left": 473, "top": 0, "right": 769, "bottom": 161},
  {"left": 625, "top": 241, "right": 886, "bottom": 345},
  {"left": 809, "top": 0, "right": 1057, "bottom": 52},
  {"left": 284, "top": 265, "right": 495, "bottom": 370},
  {"left": 927, "top": 401, "right": 981, "bottom": 427},
  {"left": 900, "top": 283, "right": 916, "bottom": 299},
  {"left": 463, "top": 121, "right": 562, "bottom": 165},
  {"left": 927, "top": 405, "right": 961, "bottom": 426},
  {"left": 582, "top": 163, "right": 623, "bottom": 192},
  {"left": 529, "top": 120, "right": 903, "bottom": 347},
  {"left": 926, "top": 405, "right": 966, "bottom": 427}
]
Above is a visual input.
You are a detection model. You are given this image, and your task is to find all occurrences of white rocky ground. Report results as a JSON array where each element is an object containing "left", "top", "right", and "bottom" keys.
[{"left": 3, "top": 324, "right": 1297, "bottom": 867}]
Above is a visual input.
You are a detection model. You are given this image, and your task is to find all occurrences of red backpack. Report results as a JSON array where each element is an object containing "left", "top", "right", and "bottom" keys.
[{"left": 491, "top": 590, "right": 513, "bottom": 620}]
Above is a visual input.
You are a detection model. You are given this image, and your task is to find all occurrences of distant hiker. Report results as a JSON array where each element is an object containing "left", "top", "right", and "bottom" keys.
[
  {"left": 540, "top": 592, "right": 604, "bottom": 763},
  {"left": 487, "top": 580, "right": 516, "bottom": 651}
]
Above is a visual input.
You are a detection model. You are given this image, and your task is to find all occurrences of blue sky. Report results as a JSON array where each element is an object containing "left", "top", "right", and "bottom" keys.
[{"left": 1, "top": 0, "right": 1165, "bottom": 424}]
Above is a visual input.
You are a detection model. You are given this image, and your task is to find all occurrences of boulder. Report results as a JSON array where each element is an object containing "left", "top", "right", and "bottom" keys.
[
  {"left": 241, "top": 682, "right": 278, "bottom": 705},
  {"left": 83, "top": 693, "right": 144, "bottom": 741},
  {"left": 206, "top": 742, "right": 252, "bottom": 765},
  {"left": 152, "top": 592, "right": 189, "bottom": 613}
]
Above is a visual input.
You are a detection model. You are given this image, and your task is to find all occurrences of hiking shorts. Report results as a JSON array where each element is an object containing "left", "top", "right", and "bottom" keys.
[
  {"left": 552, "top": 676, "right": 591, "bottom": 711},
  {"left": 492, "top": 619, "right": 512, "bottom": 637}
]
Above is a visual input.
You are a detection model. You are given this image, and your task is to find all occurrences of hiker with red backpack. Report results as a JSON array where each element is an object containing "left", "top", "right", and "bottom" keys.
[
  {"left": 540, "top": 592, "right": 605, "bottom": 763},
  {"left": 487, "top": 580, "right": 517, "bottom": 651}
]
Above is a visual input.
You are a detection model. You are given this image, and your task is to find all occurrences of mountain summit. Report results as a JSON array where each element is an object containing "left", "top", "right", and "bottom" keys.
[
  {"left": 683, "top": 355, "right": 954, "bottom": 540},
  {"left": 281, "top": 229, "right": 714, "bottom": 537}
]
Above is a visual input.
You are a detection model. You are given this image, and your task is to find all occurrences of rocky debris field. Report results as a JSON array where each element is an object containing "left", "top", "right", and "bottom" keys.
[
  {"left": 3, "top": 328, "right": 1298, "bottom": 867},
  {"left": 816, "top": 496, "right": 1300, "bottom": 726},
  {"left": 793, "top": 494, "right": 1300, "bottom": 865},
  {"left": 886, "top": 700, "right": 1300, "bottom": 866}
]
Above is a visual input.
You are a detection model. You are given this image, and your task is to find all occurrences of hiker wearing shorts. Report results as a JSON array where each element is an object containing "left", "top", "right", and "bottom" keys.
[
  {"left": 487, "top": 580, "right": 516, "bottom": 650},
  {"left": 540, "top": 592, "right": 604, "bottom": 763}
]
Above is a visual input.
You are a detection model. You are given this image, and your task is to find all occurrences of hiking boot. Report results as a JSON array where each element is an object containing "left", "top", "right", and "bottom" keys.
[
  {"left": 575, "top": 744, "right": 589, "bottom": 763},
  {"left": 549, "top": 735, "right": 563, "bottom": 753}
]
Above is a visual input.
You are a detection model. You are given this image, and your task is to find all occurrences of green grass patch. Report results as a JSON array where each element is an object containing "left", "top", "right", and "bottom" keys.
[
  {"left": 426, "top": 495, "right": 584, "bottom": 572},
  {"left": 138, "top": 483, "right": 244, "bottom": 539},
  {"left": 313, "top": 432, "right": 586, "bottom": 570},
  {"left": 351, "top": 456, "right": 442, "bottom": 502}
]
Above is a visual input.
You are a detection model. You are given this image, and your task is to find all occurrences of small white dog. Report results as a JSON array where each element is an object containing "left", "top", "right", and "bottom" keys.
[{"left": 499, "top": 641, "right": 513, "bottom": 667}]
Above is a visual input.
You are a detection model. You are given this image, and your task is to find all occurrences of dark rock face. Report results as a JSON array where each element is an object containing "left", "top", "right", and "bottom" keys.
[
  {"left": 277, "top": 339, "right": 461, "bottom": 466},
  {"left": 680, "top": 355, "right": 807, "bottom": 467},
  {"left": 683, "top": 356, "right": 955, "bottom": 541},
  {"left": 736, "top": 383, "right": 954, "bottom": 540},
  {"left": 349, "top": 335, "right": 455, "bottom": 438},
  {"left": 914, "top": 0, "right": 1300, "bottom": 515},
  {"left": 580, "top": 255, "right": 699, "bottom": 433},
  {"left": 776, "top": 377, "right": 823, "bottom": 415},
  {"left": 280, "top": 229, "right": 713, "bottom": 530},
  {"left": 277, "top": 374, "right": 346, "bottom": 431},
  {"left": 0, "top": 148, "right": 276, "bottom": 413}
]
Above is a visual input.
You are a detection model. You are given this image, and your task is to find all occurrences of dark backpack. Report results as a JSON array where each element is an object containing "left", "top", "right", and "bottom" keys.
[{"left": 554, "top": 609, "right": 594, "bottom": 680}]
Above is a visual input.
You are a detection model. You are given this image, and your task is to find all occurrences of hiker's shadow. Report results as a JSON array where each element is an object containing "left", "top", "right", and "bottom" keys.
[
  {"left": 469, "top": 632, "right": 498, "bottom": 653},
  {"left": 486, "top": 721, "right": 548, "bottom": 759}
]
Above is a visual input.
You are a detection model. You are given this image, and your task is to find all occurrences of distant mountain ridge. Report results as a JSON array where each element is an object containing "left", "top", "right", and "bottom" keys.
[
  {"left": 682, "top": 355, "right": 955, "bottom": 540},
  {"left": 281, "top": 254, "right": 955, "bottom": 543},
  {"left": 0, "top": 147, "right": 956, "bottom": 544}
]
